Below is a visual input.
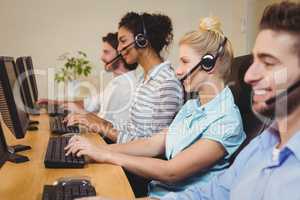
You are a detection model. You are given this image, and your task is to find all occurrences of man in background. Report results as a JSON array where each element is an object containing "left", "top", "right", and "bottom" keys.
[{"left": 38, "top": 32, "right": 137, "bottom": 128}]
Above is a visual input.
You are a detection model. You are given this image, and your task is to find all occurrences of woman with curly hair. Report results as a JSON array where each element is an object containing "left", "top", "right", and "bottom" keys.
[{"left": 66, "top": 12, "right": 183, "bottom": 144}]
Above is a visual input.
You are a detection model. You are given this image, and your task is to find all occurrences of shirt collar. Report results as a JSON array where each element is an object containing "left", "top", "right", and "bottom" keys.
[
  {"left": 201, "top": 86, "right": 234, "bottom": 113},
  {"left": 120, "top": 70, "right": 137, "bottom": 79},
  {"left": 285, "top": 131, "right": 300, "bottom": 161},
  {"left": 112, "top": 70, "right": 136, "bottom": 84},
  {"left": 184, "top": 86, "right": 234, "bottom": 118},
  {"left": 140, "top": 60, "right": 171, "bottom": 83},
  {"left": 260, "top": 124, "right": 300, "bottom": 161},
  {"left": 259, "top": 126, "right": 280, "bottom": 150}
]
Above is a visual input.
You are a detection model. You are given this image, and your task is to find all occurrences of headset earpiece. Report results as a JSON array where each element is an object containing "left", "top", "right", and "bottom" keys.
[
  {"left": 135, "top": 33, "right": 148, "bottom": 48},
  {"left": 199, "top": 37, "right": 227, "bottom": 72},
  {"left": 134, "top": 14, "right": 148, "bottom": 49},
  {"left": 200, "top": 54, "right": 216, "bottom": 72}
]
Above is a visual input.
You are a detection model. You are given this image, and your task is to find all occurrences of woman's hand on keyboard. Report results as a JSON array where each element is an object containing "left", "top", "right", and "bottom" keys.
[{"left": 64, "top": 135, "right": 111, "bottom": 163}]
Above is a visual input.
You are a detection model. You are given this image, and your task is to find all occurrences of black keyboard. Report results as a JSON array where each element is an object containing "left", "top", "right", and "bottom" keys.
[
  {"left": 47, "top": 104, "right": 68, "bottom": 117},
  {"left": 44, "top": 136, "right": 85, "bottom": 168},
  {"left": 49, "top": 116, "right": 79, "bottom": 135},
  {"left": 42, "top": 180, "right": 96, "bottom": 200}
]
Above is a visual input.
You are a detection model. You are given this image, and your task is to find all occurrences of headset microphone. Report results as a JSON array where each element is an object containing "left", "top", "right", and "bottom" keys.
[
  {"left": 104, "top": 53, "right": 122, "bottom": 67},
  {"left": 265, "top": 79, "right": 300, "bottom": 105},
  {"left": 104, "top": 41, "right": 136, "bottom": 67},
  {"left": 180, "top": 62, "right": 202, "bottom": 82}
]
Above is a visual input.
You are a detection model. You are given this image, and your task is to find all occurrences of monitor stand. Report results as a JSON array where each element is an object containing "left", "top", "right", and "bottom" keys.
[
  {"left": 0, "top": 123, "right": 31, "bottom": 166},
  {"left": 6, "top": 145, "right": 31, "bottom": 163}
]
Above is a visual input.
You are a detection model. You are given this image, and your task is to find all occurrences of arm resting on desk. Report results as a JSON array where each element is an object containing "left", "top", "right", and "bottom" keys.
[{"left": 66, "top": 136, "right": 225, "bottom": 184}]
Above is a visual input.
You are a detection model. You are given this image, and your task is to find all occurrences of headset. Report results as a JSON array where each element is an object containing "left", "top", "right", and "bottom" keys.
[
  {"left": 180, "top": 37, "right": 228, "bottom": 82},
  {"left": 266, "top": 79, "right": 300, "bottom": 105},
  {"left": 134, "top": 14, "right": 148, "bottom": 48},
  {"left": 105, "top": 14, "right": 148, "bottom": 67}
]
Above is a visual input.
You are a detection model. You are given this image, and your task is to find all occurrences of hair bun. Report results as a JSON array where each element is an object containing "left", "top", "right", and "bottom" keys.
[{"left": 199, "top": 17, "right": 223, "bottom": 35}]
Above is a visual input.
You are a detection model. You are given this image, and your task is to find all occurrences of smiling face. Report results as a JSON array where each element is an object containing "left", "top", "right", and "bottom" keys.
[
  {"left": 244, "top": 29, "right": 300, "bottom": 117},
  {"left": 117, "top": 27, "right": 139, "bottom": 65},
  {"left": 101, "top": 42, "right": 118, "bottom": 72},
  {"left": 177, "top": 44, "right": 210, "bottom": 92}
]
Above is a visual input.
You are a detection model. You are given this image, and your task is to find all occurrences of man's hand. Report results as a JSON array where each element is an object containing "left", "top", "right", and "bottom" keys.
[
  {"left": 62, "top": 102, "right": 84, "bottom": 113},
  {"left": 64, "top": 113, "right": 113, "bottom": 134}
]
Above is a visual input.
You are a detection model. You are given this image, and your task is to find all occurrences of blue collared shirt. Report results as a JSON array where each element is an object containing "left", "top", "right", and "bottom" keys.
[
  {"left": 149, "top": 87, "right": 245, "bottom": 198},
  {"left": 162, "top": 126, "right": 300, "bottom": 200}
]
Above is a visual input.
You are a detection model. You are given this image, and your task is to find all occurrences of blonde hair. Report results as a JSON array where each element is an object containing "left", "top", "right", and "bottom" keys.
[{"left": 179, "top": 17, "right": 234, "bottom": 81}]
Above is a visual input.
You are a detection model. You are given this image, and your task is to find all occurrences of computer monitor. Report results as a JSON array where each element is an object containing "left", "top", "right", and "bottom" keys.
[
  {"left": 16, "top": 57, "right": 36, "bottom": 110},
  {"left": 0, "top": 122, "right": 8, "bottom": 168},
  {"left": 0, "top": 57, "right": 29, "bottom": 139},
  {"left": 25, "top": 56, "right": 38, "bottom": 102}
]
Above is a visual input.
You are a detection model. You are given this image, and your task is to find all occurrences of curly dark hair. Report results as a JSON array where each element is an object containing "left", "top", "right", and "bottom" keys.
[
  {"left": 118, "top": 12, "right": 173, "bottom": 56},
  {"left": 102, "top": 32, "right": 138, "bottom": 70},
  {"left": 260, "top": 1, "right": 300, "bottom": 58}
]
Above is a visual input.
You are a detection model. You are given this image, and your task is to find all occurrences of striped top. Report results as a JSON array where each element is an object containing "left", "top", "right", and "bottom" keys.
[{"left": 116, "top": 61, "right": 183, "bottom": 144}]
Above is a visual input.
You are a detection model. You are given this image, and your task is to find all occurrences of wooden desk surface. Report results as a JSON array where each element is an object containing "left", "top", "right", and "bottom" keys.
[{"left": 0, "top": 114, "right": 134, "bottom": 200}]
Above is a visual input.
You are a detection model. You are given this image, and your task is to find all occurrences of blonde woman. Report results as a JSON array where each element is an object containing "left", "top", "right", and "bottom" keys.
[{"left": 67, "top": 17, "right": 246, "bottom": 199}]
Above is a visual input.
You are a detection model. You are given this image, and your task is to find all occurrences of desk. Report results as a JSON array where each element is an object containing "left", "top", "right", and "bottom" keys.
[{"left": 0, "top": 114, "right": 134, "bottom": 200}]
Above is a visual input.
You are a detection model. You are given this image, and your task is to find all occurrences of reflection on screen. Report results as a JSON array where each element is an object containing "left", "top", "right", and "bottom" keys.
[
  {"left": 0, "top": 123, "right": 7, "bottom": 159},
  {"left": 21, "top": 59, "right": 35, "bottom": 104},
  {"left": 6, "top": 61, "right": 25, "bottom": 111},
  {"left": 16, "top": 57, "right": 35, "bottom": 106},
  {"left": 4, "top": 61, "right": 28, "bottom": 134}
]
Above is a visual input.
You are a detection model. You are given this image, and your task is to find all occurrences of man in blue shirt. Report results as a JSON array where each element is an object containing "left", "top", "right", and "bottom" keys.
[{"left": 159, "top": 1, "right": 300, "bottom": 200}]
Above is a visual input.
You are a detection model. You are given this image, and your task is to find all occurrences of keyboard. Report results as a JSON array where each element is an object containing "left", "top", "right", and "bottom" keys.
[
  {"left": 44, "top": 136, "right": 85, "bottom": 168},
  {"left": 42, "top": 180, "right": 96, "bottom": 200},
  {"left": 44, "top": 104, "right": 67, "bottom": 117},
  {"left": 49, "top": 116, "right": 79, "bottom": 135}
]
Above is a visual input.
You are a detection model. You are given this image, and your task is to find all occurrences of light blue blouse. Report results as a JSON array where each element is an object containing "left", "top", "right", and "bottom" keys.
[{"left": 148, "top": 86, "right": 246, "bottom": 198}]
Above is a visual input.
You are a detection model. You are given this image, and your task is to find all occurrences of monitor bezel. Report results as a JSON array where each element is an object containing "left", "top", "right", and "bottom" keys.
[
  {"left": 0, "top": 56, "right": 29, "bottom": 139},
  {"left": 0, "top": 122, "right": 8, "bottom": 168},
  {"left": 16, "top": 57, "right": 35, "bottom": 109},
  {"left": 25, "top": 56, "right": 38, "bottom": 102}
]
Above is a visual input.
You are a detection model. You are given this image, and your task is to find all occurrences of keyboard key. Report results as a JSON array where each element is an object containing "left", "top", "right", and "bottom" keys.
[
  {"left": 44, "top": 137, "right": 85, "bottom": 168},
  {"left": 49, "top": 116, "right": 80, "bottom": 135},
  {"left": 42, "top": 183, "right": 96, "bottom": 200}
]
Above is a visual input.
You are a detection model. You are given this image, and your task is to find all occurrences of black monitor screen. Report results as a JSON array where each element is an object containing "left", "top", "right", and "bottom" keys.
[
  {"left": 6, "top": 61, "right": 28, "bottom": 118},
  {"left": 0, "top": 57, "right": 29, "bottom": 139},
  {"left": 25, "top": 57, "right": 38, "bottom": 102},
  {"left": 0, "top": 122, "right": 8, "bottom": 168},
  {"left": 16, "top": 57, "right": 35, "bottom": 108}
]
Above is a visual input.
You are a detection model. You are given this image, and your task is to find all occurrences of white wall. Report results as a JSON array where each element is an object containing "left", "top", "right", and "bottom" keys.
[{"left": 0, "top": 0, "right": 271, "bottom": 98}]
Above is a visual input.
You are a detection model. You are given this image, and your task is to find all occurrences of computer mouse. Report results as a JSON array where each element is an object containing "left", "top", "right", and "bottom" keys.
[
  {"left": 27, "top": 126, "right": 39, "bottom": 131},
  {"left": 55, "top": 177, "right": 92, "bottom": 187}
]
